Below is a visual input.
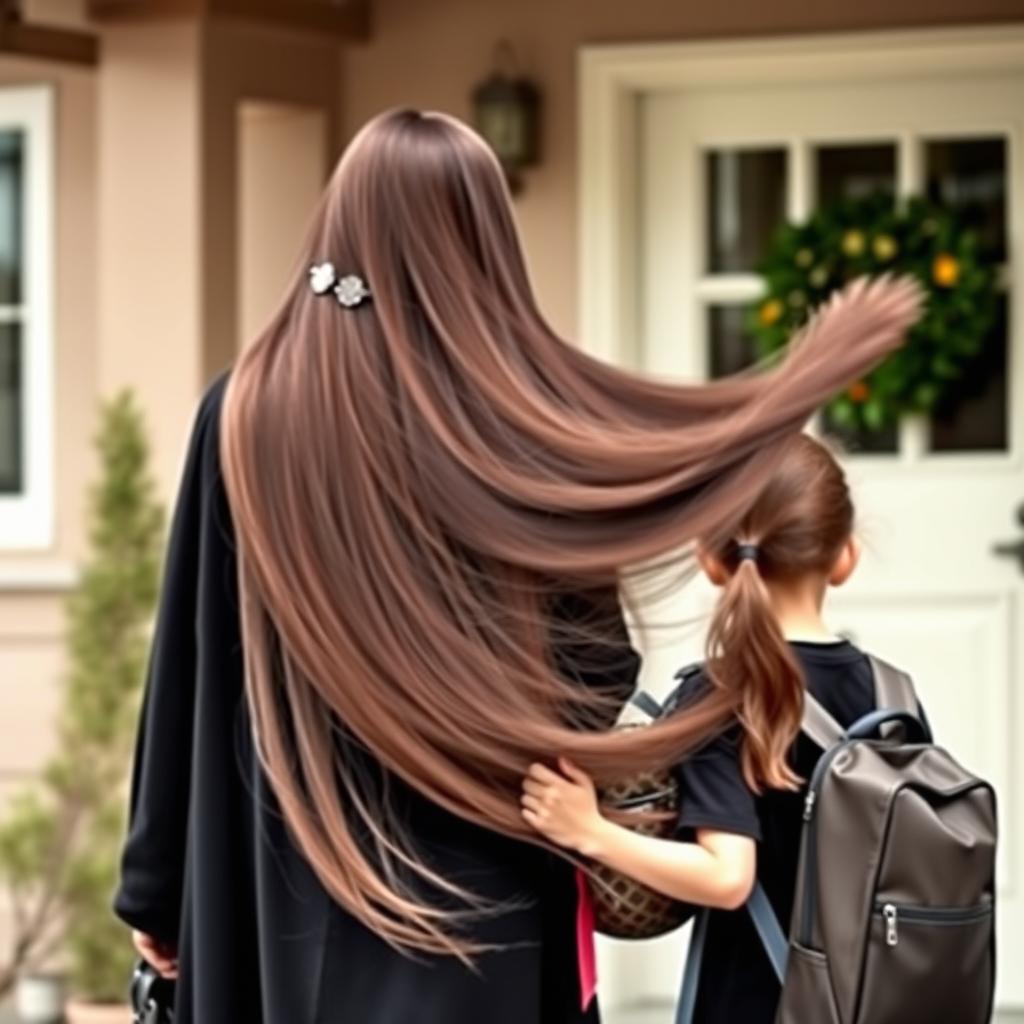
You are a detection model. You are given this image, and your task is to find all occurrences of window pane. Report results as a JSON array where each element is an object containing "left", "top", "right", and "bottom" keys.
[
  {"left": 821, "top": 410, "right": 899, "bottom": 455},
  {"left": 925, "top": 138, "right": 1006, "bottom": 262},
  {"left": 929, "top": 294, "right": 1008, "bottom": 452},
  {"left": 707, "top": 305, "right": 758, "bottom": 378},
  {"left": 816, "top": 143, "right": 896, "bottom": 207},
  {"left": 0, "top": 130, "right": 23, "bottom": 305},
  {"left": 0, "top": 322, "right": 22, "bottom": 493},
  {"left": 705, "top": 148, "right": 787, "bottom": 274}
]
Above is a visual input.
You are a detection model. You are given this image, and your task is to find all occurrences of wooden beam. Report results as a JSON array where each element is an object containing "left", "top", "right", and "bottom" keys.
[
  {"left": 88, "top": 0, "right": 203, "bottom": 17},
  {"left": 90, "top": 0, "right": 370, "bottom": 39},
  {"left": 212, "top": 0, "right": 369, "bottom": 39},
  {"left": 0, "top": 21, "right": 99, "bottom": 66}
]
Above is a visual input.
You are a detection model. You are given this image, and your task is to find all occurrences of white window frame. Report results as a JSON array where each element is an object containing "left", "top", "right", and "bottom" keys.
[{"left": 0, "top": 85, "right": 54, "bottom": 550}]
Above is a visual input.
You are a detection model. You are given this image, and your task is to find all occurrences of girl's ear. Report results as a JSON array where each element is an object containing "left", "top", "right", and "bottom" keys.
[
  {"left": 828, "top": 536, "right": 861, "bottom": 587},
  {"left": 697, "top": 546, "right": 730, "bottom": 587}
]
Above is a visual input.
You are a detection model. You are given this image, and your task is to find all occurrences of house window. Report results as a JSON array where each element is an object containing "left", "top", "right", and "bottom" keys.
[{"left": 0, "top": 87, "right": 53, "bottom": 549}]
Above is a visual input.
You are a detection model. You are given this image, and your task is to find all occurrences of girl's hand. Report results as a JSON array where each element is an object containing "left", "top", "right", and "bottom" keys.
[
  {"left": 521, "top": 758, "right": 606, "bottom": 855},
  {"left": 132, "top": 930, "right": 178, "bottom": 979}
]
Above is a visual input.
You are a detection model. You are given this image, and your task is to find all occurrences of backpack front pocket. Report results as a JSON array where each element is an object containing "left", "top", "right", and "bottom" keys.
[
  {"left": 855, "top": 900, "right": 994, "bottom": 1024},
  {"left": 776, "top": 942, "right": 841, "bottom": 1024}
]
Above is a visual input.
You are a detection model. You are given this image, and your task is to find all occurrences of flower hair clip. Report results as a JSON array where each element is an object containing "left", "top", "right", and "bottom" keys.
[{"left": 309, "top": 262, "right": 372, "bottom": 308}]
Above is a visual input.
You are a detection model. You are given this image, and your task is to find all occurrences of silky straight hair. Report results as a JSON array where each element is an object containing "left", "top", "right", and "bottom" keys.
[{"left": 221, "top": 109, "right": 921, "bottom": 958}]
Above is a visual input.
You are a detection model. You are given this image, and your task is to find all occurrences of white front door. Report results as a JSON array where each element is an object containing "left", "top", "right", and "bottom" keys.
[{"left": 601, "top": 46, "right": 1023, "bottom": 1016}]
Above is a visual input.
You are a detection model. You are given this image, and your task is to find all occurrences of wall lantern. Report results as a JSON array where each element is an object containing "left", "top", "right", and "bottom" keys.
[{"left": 472, "top": 41, "right": 540, "bottom": 195}]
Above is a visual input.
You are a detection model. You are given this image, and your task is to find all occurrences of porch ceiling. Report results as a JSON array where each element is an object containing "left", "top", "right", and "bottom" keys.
[{"left": 88, "top": 0, "right": 370, "bottom": 39}]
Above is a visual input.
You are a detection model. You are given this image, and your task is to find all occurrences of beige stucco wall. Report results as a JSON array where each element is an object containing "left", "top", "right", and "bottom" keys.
[
  {"left": 237, "top": 101, "right": 328, "bottom": 349},
  {"left": 202, "top": 18, "right": 340, "bottom": 380},
  {"left": 97, "top": 20, "right": 204, "bottom": 499},
  {"left": 343, "top": 0, "right": 1024, "bottom": 339}
]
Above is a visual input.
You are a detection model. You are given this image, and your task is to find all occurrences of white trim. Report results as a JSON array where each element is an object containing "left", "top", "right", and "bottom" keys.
[
  {"left": 693, "top": 274, "right": 764, "bottom": 304},
  {"left": 578, "top": 24, "right": 1024, "bottom": 367},
  {"left": 0, "top": 85, "right": 55, "bottom": 550},
  {"left": 0, "top": 559, "right": 76, "bottom": 591}
]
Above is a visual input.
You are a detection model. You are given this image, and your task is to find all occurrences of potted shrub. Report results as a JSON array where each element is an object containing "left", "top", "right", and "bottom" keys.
[{"left": 0, "top": 393, "right": 164, "bottom": 1023}]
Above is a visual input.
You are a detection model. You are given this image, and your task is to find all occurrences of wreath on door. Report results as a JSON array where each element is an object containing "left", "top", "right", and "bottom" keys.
[{"left": 748, "top": 194, "right": 998, "bottom": 432}]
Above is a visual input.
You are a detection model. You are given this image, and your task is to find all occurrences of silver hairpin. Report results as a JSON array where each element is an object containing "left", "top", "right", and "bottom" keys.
[
  {"left": 309, "top": 262, "right": 337, "bottom": 295},
  {"left": 309, "top": 262, "right": 372, "bottom": 308},
  {"left": 334, "top": 274, "right": 372, "bottom": 308}
]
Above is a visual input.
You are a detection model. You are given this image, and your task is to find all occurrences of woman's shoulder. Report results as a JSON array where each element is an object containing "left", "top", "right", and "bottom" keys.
[
  {"left": 197, "top": 369, "right": 231, "bottom": 431},
  {"left": 183, "top": 370, "right": 231, "bottom": 471}
]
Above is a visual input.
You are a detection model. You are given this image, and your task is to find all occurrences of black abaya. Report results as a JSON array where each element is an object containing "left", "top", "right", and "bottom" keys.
[{"left": 114, "top": 374, "right": 641, "bottom": 1023}]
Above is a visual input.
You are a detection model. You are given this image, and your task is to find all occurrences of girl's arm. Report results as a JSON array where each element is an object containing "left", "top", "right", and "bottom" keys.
[{"left": 522, "top": 760, "right": 756, "bottom": 910}]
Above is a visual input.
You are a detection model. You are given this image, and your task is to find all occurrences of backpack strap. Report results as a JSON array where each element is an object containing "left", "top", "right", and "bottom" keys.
[
  {"left": 675, "top": 882, "right": 787, "bottom": 1024},
  {"left": 801, "top": 692, "right": 844, "bottom": 751},
  {"left": 629, "top": 690, "right": 664, "bottom": 720},
  {"left": 868, "top": 654, "right": 917, "bottom": 713},
  {"left": 675, "top": 907, "right": 709, "bottom": 1024}
]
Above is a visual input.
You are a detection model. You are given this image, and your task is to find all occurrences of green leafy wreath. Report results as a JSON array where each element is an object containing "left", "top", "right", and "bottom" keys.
[{"left": 748, "top": 194, "right": 998, "bottom": 432}]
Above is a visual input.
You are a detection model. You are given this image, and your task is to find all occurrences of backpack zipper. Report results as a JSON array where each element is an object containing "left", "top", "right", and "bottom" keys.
[
  {"left": 882, "top": 903, "right": 898, "bottom": 946},
  {"left": 872, "top": 898, "right": 992, "bottom": 951},
  {"left": 798, "top": 738, "right": 852, "bottom": 945}
]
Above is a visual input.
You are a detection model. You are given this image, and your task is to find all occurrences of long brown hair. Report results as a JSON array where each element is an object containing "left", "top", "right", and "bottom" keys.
[
  {"left": 220, "top": 109, "right": 920, "bottom": 957},
  {"left": 703, "top": 435, "right": 855, "bottom": 793}
]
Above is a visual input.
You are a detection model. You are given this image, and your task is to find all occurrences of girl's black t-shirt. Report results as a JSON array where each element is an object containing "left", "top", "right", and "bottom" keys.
[{"left": 672, "top": 639, "right": 897, "bottom": 1023}]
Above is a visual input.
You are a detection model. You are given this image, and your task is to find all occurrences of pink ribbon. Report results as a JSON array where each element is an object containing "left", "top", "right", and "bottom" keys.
[{"left": 575, "top": 868, "right": 598, "bottom": 1011}]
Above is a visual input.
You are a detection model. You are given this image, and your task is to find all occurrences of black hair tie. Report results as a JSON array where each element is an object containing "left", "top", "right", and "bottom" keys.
[{"left": 735, "top": 543, "right": 760, "bottom": 563}]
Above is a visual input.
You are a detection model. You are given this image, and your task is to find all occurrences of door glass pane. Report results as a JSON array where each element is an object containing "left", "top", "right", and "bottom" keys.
[
  {"left": 926, "top": 138, "right": 1008, "bottom": 451},
  {"left": 930, "top": 294, "right": 1008, "bottom": 453},
  {"left": 821, "top": 409, "right": 899, "bottom": 455},
  {"left": 705, "top": 148, "right": 787, "bottom": 273},
  {"left": 0, "top": 130, "right": 23, "bottom": 305},
  {"left": 816, "top": 143, "right": 896, "bottom": 206},
  {"left": 0, "top": 322, "right": 22, "bottom": 493},
  {"left": 707, "top": 305, "right": 759, "bottom": 378},
  {"left": 815, "top": 143, "right": 899, "bottom": 453},
  {"left": 925, "top": 137, "right": 1006, "bottom": 262}
]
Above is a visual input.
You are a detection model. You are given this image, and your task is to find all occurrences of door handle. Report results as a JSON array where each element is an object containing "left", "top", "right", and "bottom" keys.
[
  {"left": 993, "top": 500, "right": 1024, "bottom": 572},
  {"left": 993, "top": 537, "right": 1024, "bottom": 571}
]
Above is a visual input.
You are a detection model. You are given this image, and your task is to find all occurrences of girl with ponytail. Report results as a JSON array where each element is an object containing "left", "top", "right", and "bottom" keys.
[
  {"left": 525, "top": 434, "right": 921, "bottom": 1022},
  {"left": 115, "top": 107, "right": 921, "bottom": 1024}
]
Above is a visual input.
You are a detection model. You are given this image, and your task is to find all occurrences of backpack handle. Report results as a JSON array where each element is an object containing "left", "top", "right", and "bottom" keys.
[{"left": 846, "top": 709, "right": 932, "bottom": 744}]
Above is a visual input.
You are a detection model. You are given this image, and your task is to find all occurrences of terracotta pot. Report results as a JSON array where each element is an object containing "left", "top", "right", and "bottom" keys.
[
  {"left": 63, "top": 999, "right": 134, "bottom": 1024},
  {"left": 14, "top": 972, "right": 66, "bottom": 1023}
]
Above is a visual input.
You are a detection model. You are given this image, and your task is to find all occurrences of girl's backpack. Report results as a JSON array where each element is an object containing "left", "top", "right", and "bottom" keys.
[{"left": 676, "top": 655, "right": 997, "bottom": 1024}]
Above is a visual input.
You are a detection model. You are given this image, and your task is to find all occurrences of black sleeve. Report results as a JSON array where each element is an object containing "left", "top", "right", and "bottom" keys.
[
  {"left": 549, "top": 586, "right": 641, "bottom": 729},
  {"left": 673, "top": 678, "right": 761, "bottom": 842},
  {"left": 114, "top": 377, "right": 228, "bottom": 943}
]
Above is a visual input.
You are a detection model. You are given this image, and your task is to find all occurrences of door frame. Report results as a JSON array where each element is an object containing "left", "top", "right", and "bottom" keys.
[{"left": 577, "top": 23, "right": 1024, "bottom": 367}]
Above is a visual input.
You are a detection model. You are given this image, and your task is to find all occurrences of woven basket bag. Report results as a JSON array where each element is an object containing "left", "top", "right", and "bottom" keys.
[{"left": 588, "top": 679, "right": 697, "bottom": 939}]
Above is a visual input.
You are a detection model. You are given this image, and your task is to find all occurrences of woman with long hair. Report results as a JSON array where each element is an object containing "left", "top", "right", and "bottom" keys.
[{"left": 115, "top": 109, "right": 921, "bottom": 1023}]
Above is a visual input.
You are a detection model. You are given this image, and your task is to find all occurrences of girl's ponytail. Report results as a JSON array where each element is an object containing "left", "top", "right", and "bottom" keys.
[
  {"left": 701, "top": 434, "right": 856, "bottom": 792},
  {"left": 705, "top": 547, "right": 803, "bottom": 792}
]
